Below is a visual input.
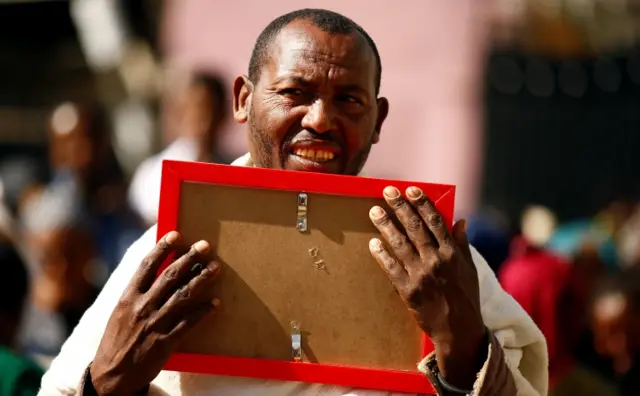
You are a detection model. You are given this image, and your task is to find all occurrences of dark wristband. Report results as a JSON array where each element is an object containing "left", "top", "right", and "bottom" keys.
[
  {"left": 84, "top": 363, "right": 150, "bottom": 396},
  {"left": 436, "top": 371, "right": 473, "bottom": 395}
]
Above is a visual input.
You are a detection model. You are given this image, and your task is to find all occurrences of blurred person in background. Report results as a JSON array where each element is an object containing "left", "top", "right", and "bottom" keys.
[
  {"left": 546, "top": 199, "right": 632, "bottom": 272},
  {"left": 500, "top": 206, "right": 616, "bottom": 395},
  {"left": 0, "top": 156, "right": 50, "bottom": 219},
  {"left": 17, "top": 180, "right": 100, "bottom": 365},
  {"left": 128, "top": 69, "right": 229, "bottom": 226},
  {"left": 588, "top": 269, "right": 640, "bottom": 396},
  {"left": 465, "top": 207, "right": 512, "bottom": 273},
  {"left": 47, "top": 101, "right": 143, "bottom": 275},
  {"left": 0, "top": 233, "right": 44, "bottom": 394},
  {"left": 616, "top": 203, "right": 640, "bottom": 269}
]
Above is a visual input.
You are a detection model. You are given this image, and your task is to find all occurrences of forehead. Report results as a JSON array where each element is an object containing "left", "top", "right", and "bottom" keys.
[{"left": 266, "top": 21, "right": 376, "bottom": 90}]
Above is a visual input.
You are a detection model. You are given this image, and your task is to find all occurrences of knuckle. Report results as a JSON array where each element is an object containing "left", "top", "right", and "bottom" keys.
[
  {"left": 413, "top": 195, "right": 431, "bottom": 209},
  {"left": 428, "top": 212, "right": 444, "bottom": 228},
  {"left": 156, "top": 239, "right": 170, "bottom": 252},
  {"left": 440, "top": 249, "right": 455, "bottom": 263},
  {"left": 162, "top": 267, "right": 179, "bottom": 281},
  {"left": 389, "top": 234, "right": 407, "bottom": 250},
  {"left": 131, "top": 301, "right": 149, "bottom": 321},
  {"left": 390, "top": 197, "right": 407, "bottom": 210},
  {"left": 375, "top": 214, "right": 392, "bottom": 227},
  {"left": 385, "top": 257, "right": 401, "bottom": 272},
  {"left": 185, "top": 247, "right": 200, "bottom": 261},
  {"left": 140, "top": 257, "right": 155, "bottom": 272},
  {"left": 406, "top": 216, "right": 423, "bottom": 233},
  {"left": 176, "top": 285, "right": 192, "bottom": 300}
]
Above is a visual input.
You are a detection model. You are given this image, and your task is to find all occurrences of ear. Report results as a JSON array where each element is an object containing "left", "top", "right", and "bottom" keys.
[
  {"left": 233, "top": 75, "right": 253, "bottom": 124},
  {"left": 372, "top": 97, "right": 389, "bottom": 144}
]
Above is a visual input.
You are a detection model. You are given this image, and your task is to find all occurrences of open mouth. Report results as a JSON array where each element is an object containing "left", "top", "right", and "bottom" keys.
[{"left": 292, "top": 147, "right": 336, "bottom": 162}]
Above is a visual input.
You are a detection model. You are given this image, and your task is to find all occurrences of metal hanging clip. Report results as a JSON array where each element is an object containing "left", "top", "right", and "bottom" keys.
[
  {"left": 296, "top": 193, "right": 308, "bottom": 232},
  {"left": 290, "top": 320, "right": 302, "bottom": 362}
]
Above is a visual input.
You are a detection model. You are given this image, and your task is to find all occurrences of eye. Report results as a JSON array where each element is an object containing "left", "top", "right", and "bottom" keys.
[
  {"left": 336, "top": 94, "right": 362, "bottom": 105},
  {"left": 279, "top": 88, "right": 304, "bottom": 97}
]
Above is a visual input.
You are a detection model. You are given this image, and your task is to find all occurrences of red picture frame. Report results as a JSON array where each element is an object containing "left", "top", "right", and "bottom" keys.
[{"left": 156, "top": 159, "right": 456, "bottom": 394}]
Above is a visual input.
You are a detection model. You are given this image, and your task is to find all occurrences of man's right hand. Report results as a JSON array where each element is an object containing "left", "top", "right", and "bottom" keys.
[{"left": 90, "top": 231, "right": 221, "bottom": 395}]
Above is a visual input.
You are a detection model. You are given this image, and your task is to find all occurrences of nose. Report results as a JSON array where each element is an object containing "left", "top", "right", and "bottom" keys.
[{"left": 301, "top": 99, "right": 336, "bottom": 134}]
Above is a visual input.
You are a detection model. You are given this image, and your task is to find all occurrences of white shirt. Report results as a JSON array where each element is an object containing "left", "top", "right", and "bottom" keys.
[
  {"left": 39, "top": 154, "right": 548, "bottom": 396},
  {"left": 128, "top": 138, "right": 202, "bottom": 226}
]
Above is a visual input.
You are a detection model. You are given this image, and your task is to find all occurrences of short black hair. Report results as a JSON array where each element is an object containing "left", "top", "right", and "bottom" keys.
[
  {"left": 0, "top": 240, "right": 29, "bottom": 320},
  {"left": 248, "top": 8, "right": 382, "bottom": 94}
]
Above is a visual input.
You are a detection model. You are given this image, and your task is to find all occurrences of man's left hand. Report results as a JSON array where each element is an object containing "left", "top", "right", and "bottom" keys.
[{"left": 368, "top": 186, "right": 487, "bottom": 389}]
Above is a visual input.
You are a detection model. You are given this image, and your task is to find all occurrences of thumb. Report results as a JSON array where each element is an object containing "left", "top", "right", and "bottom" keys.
[{"left": 452, "top": 219, "right": 473, "bottom": 260}]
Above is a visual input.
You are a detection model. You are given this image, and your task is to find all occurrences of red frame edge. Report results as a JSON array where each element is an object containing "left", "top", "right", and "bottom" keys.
[{"left": 156, "top": 160, "right": 457, "bottom": 394}]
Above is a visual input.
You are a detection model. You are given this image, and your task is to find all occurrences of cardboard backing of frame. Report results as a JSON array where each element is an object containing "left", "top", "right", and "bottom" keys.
[{"left": 175, "top": 181, "right": 423, "bottom": 372}]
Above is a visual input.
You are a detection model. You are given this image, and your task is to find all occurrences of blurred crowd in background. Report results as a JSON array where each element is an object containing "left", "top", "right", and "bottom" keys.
[{"left": 1, "top": 0, "right": 640, "bottom": 395}]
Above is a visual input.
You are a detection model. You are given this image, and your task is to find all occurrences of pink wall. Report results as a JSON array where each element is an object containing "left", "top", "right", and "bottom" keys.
[{"left": 161, "top": 0, "right": 487, "bottom": 215}]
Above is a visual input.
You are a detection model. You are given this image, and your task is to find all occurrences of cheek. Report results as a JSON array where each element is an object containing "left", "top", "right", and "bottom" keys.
[{"left": 343, "top": 124, "right": 375, "bottom": 155}]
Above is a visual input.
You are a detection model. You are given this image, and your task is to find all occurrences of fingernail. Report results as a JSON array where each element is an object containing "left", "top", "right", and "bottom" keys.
[
  {"left": 165, "top": 231, "right": 180, "bottom": 245},
  {"left": 212, "top": 298, "right": 221, "bottom": 308},
  {"left": 193, "top": 240, "right": 210, "bottom": 253},
  {"left": 210, "top": 262, "right": 220, "bottom": 273},
  {"left": 406, "top": 187, "right": 422, "bottom": 199},
  {"left": 370, "top": 206, "right": 385, "bottom": 219},
  {"left": 460, "top": 219, "right": 467, "bottom": 233},
  {"left": 369, "top": 238, "right": 383, "bottom": 252},
  {"left": 383, "top": 186, "right": 400, "bottom": 198}
]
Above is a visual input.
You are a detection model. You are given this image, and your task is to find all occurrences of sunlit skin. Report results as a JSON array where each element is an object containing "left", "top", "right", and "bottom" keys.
[
  {"left": 88, "top": 18, "right": 487, "bottom": 393},
  {"left": 233, "top": 20, "right": 388, "bottom": 175}
]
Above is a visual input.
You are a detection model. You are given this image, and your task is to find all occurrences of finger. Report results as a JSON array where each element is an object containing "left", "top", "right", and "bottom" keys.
[
  {"left": 147, "top": 240, "right": 214, "bottom": 303},
  {"left": 382, "top": 186, "right": 436, "bottom": 257},
  {"left": 369, "top": 205, "right": 417, "bottom": 263},
  {"left": 452, "top": 219, "right": 474, "bottom": 262},
  {"left": 406, "top": 187, "right": 453, "bottom": 250},
  {"left": 132, "top": 231, "right": 181, "bottom": 293},
  {"left": 166, "top": 299, "right": 221, "bottom": 341},
  {"left": 369, "top": 238, "right": 409, "bottom": 288},
  {"left": 155, "top": 263, "right": 220, "bottom": 326}
]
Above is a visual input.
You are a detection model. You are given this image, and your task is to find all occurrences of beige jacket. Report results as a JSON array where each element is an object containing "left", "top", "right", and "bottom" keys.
[{"left": 38, "top": 154, "right": 548, "bottom": 396}]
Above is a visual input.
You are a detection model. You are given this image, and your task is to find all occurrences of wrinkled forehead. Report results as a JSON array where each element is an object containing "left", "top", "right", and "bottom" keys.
[{"left": 265, "top": 21, "right": 377, "bottom": 92}]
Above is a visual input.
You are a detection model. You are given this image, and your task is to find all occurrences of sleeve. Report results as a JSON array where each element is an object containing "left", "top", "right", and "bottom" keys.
[
  {"left": 37, "top": 226, "right": 158, "bottom": 396},
  {"left": 419, "top": 331, "right": 517, "bottom": 396},
  {"left": 419, "top": 246, "right": 549, "bottom": 396}
]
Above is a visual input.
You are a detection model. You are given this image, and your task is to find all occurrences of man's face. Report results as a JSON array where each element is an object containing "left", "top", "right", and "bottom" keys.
[{"left": 233, "top": 20, "right": 388, "bottom": 175}]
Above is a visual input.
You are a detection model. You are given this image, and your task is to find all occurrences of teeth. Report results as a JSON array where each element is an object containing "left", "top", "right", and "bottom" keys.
[{"left": 294, "top": 148, "right": 335, "bottom": 161}]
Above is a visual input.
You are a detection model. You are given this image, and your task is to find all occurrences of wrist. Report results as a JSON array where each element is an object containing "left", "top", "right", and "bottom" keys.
[
  {"left": 89, "top": 364, "right": 147, "bottom": 396},
  {"left": 433, "top": 326, "right": 488, "bottom": 390}
]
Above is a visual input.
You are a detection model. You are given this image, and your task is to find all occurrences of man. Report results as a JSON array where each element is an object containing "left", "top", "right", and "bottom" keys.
[
  {"left": 39, "top": 9, "right": 547, "bottom": 396},
  {"left": 18, "top": 180, "right": 100, "bottom": 362},
  {"left": 587, "top": 270, "right": 640, "bottom": 396},
  {"left": 47, "top": 101, "right": 144, "bottom": 276},
  {"left": 128, "top": 69, "right": 230, "bottom": 226}
]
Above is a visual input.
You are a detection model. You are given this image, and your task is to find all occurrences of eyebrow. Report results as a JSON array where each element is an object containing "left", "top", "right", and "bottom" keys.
[
  {"left": 272, "top": 75, "right": 311, "bottom": 86},
  {"left": 272, "top": 75, "right": 369, "bottom": 95}
]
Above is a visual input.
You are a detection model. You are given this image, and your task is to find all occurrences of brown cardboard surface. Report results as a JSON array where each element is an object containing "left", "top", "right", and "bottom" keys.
[{"left": 175, "top": 181, "right": 423, "bottom": 372}]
